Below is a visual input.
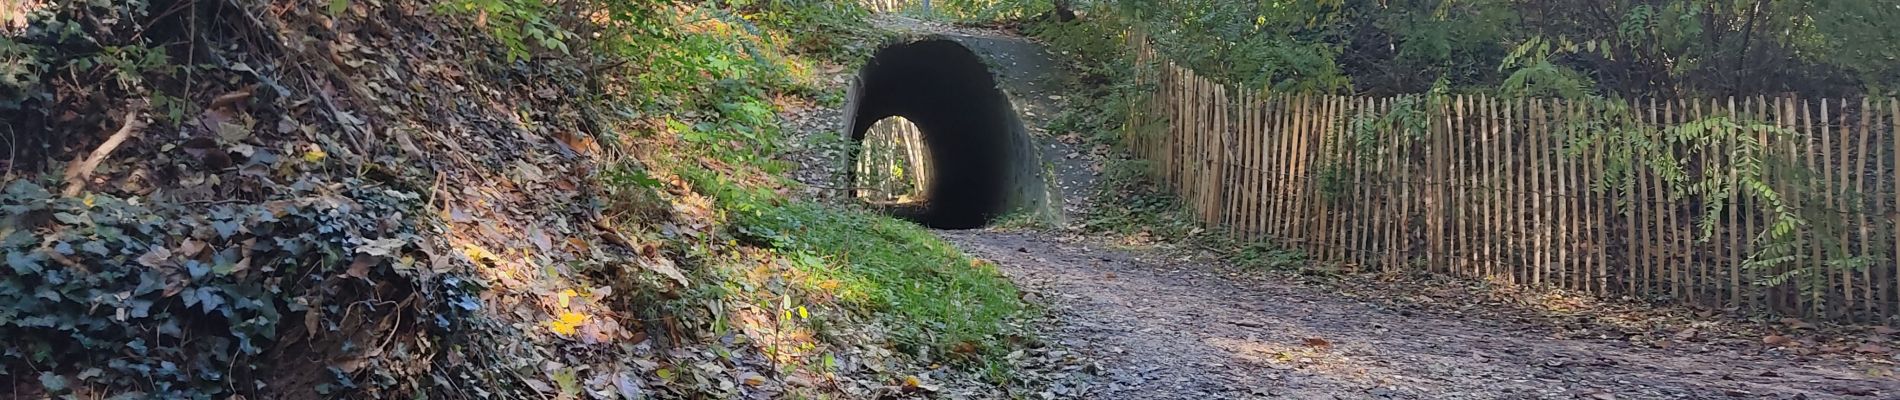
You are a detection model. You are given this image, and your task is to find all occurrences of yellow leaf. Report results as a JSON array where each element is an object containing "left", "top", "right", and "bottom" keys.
[
  {"left": 548, "top": 311, "right": 589, "bottom": 336},
  {"left": 557, "top": 289, "right": 577, "bottom": 308},
  {"left": 302, "top": 145, "right": 328, "bottom": 163},
  {"left": 463, "top": 244, "right": 497, "bottom": 264},
  {"left": 82, "top": 195, "right": 94, "bottom": 208},
  {"left": 549, "top": 321, "right": 577, "bottom": 336},
  {"left": 796, "top": 305, "right": 809, "bottom": 319}
]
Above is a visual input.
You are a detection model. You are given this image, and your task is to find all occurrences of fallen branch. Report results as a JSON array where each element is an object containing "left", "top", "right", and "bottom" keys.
[{"left": 62, "top": 108, "right": 147, "bottom": 197}]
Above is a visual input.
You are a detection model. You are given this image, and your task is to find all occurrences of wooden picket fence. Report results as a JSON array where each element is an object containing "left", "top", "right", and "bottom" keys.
[
  {"left": 860, "top": 0, "right": 929, "bottom": 14},
  {"left": 1124, "top": 33, "right": 1900, "bottom": 323}
]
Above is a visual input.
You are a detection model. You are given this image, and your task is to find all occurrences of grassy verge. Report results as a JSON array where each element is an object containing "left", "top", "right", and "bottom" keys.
[{"left": 678, "top": 166, "right": 1029, "bottom": 370}]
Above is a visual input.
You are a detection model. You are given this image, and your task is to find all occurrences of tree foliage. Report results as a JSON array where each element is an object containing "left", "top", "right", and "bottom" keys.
[{"left": 994, "top": 0, "right": 1899, "bottom": 97}]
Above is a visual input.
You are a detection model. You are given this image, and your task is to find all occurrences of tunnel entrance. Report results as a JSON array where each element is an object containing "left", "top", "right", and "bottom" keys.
[{"left": 844, "top": 38, "right": 1047, "bottom": 229}]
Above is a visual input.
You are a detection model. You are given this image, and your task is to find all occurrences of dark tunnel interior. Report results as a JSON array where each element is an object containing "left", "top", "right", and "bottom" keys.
[{"left": 846, "top": 39, "right": 1026, "bottom": 229}]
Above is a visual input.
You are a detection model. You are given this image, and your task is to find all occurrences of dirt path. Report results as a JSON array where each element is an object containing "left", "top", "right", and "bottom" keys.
[{"left": 943, "top": 230, "right": 1900, "bottom": 399}]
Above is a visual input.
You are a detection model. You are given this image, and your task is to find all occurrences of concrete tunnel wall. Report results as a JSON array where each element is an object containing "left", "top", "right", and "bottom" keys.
[{"left": 842, "top": 37, "right": 1057, "bottom": 229}]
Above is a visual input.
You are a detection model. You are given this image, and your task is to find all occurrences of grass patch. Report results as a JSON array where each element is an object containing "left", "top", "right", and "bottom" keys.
[{"left": 679, "top": 167, "right": 1028, "bottom": 368}]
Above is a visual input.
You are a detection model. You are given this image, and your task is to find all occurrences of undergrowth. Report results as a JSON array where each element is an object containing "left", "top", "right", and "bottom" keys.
[{"left": 1, "top": 0, "right": 1030, "bottom": 397}]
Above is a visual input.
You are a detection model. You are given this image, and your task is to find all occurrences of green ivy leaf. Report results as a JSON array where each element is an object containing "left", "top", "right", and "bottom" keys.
[
  {"left": 195, "top": 287, "right": 225, "bottom": 315},
  {"left": 186, "top": 260, "right": 210, "bottom": 279},
  {"left": 6, "top": 251, "right": 41, "bottom": 274},
  {"left": 212, "top": 220, "right": 242, "bottom": 238},
  {"left": 38, "top": 372, "right": 67, "bottom": 392},
  {"left": 328, "top": 0, "right": 349, "bottom": 15},
  {"left": 81, "top": 241, "right": 109, "bottom": 256},
  {"left": 126, "top": 299, "right": 154, "bottom": 318},
  {"left": 53, "top": 212, "right": 85, "bottom": 224}
]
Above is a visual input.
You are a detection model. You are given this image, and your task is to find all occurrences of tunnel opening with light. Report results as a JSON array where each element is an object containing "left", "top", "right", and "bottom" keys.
[{"left": 842, "top": 37, "right": 1053, "bottom": 229}]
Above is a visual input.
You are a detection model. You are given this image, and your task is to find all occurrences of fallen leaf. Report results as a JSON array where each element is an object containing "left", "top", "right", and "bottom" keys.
[
  {"left": 548, "top": 311, "right": 588, "bottom": 336},
  {"left": 1673, "top": 328, "right": 1698, "bottom": 340},
  {"left": 302, "top": 144, "right": 327, "bottom": 163},
  {"left": 1855, "top": 342, "right": 1891, "bottom": 354},
  {"left": 738, "top": 372, "right": 767, "bottom": 387},
  {"left": 554, "top": 131, "right": 598, "bottom": 155},
  {"left": 345, "top": 254, "right": 375, "bottom": 281},
  {"left": 639, "top": 256, "right": 690, "bottom": 287},
  {"left": 1763, "top": 335, "right": 1794, "bottom": 346},
  {"left": 208, "top": 86, "right": 256, "bottom": 110},
  {"left": 464, "top": 244, "right": 498, "bottom": 265},
  {"left": 176, "top": 239, "right": 207, "bottom": 258},
  {"left": 522, "top": 377, "right": 554, "bottom": 394},
  {"left": 1303, "top": 337, "right": 1332, "bottom": 349},
  {"left": 900, "top": 375, "right": 938, "bottom": 392},
  {"left": 136, "top": 246, "right": 173, "bottom": 267},
  {"left": 613, "top": 371, "right": 645, "bottom": 399},
  {"left": 515, "top": 159, "right": 547, "bottom": 182},
  {"left": 1780, "top": 318, "right": 1815, "bottom": 330}
]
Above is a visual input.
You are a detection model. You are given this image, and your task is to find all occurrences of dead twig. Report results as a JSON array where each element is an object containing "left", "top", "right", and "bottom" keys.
[{"left": 62, "top": 106, "right": 147, "bottom": 197}]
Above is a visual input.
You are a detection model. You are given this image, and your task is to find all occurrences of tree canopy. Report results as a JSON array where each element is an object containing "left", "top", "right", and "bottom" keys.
[{"left": 1073, "top": 0, "right": 1900, "bottom": 97}]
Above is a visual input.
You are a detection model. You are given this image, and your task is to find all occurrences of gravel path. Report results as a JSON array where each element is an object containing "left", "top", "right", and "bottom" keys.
[{"left": 943, "top": 231, "right": 1900, "bottom": 399}]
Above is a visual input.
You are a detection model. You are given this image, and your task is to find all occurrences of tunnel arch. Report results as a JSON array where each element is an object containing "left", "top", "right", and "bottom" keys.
[{"left": 842, "top": 37, "right": 1050, "bottom": 229}]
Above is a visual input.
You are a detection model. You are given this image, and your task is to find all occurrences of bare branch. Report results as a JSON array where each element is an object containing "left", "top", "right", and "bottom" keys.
[{"left": 62, "top": 106, "right": 147, "bottom": 197}]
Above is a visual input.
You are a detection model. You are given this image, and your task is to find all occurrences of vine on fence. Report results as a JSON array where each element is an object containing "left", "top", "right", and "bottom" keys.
[
  {"left": 1557, "top": 101, "right": 1882, "bottom": 297},
  {"left": 1323, "top": 92, "right": 1444, "bottom": 201},
  {"left": 1319, "top": 92, "right": 1877, "bottom": 304}
]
